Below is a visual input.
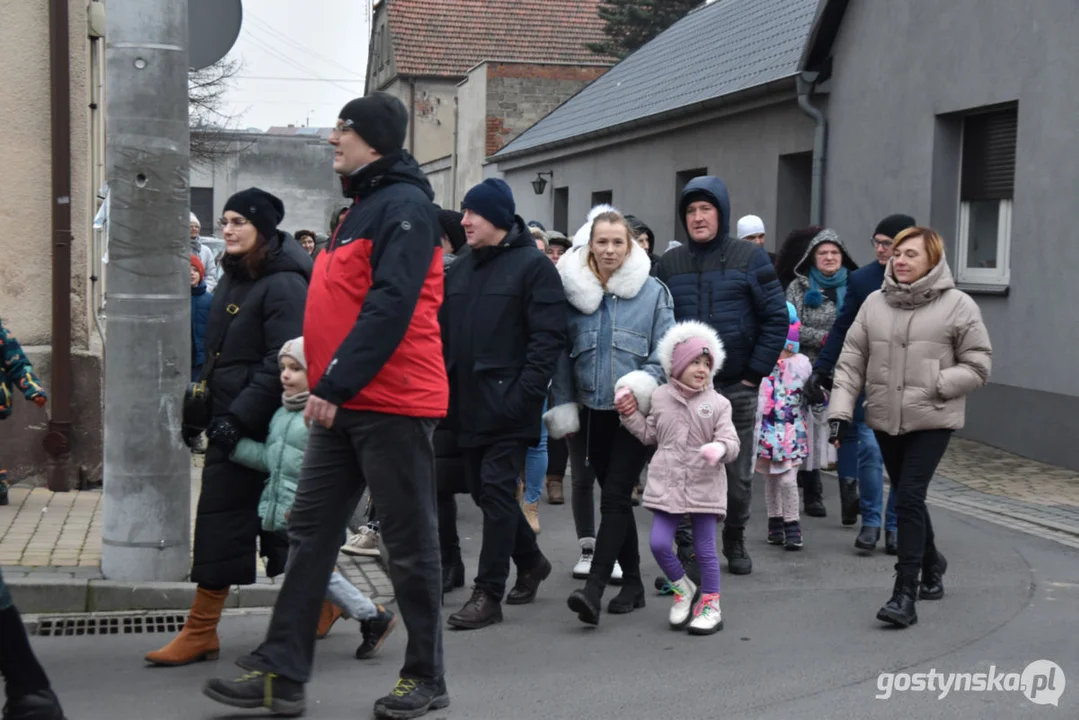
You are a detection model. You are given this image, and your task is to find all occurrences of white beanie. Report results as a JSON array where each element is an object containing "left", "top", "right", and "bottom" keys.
[
  {"left": 278, "top": 337, "right": 306, "bottom": 370},
  {"left": 737, "top": 214, "right": 765, "bottom": 239},
  {"left": 190, "top": 211, "right": 201, "bottom": 229},
  {"left": 572, "top": 204, "right": 618, "bottom": 248}
]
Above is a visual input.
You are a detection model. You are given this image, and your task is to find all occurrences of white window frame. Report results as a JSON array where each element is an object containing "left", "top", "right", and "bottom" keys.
[{"left": 956, "top": 198, "right": 1011, "bottom": 286}]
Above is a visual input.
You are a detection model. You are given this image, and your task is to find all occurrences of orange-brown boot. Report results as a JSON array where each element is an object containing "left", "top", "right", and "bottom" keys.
[
  {"left": 145, "top": 586, "right": 228, "bottom": 666},
  {"left": 316, "top": 600, "right": 344, "bottom": 639}
]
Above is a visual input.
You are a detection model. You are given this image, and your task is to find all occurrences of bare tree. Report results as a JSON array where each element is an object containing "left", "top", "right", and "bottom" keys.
[{"left": 188, "top": 56, "right": 246, "bottom": 164}]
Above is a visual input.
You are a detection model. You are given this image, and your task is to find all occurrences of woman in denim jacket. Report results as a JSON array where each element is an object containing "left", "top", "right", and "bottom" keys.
[{"left": 545, "top": 209, "right": 675, "bottom": 625}]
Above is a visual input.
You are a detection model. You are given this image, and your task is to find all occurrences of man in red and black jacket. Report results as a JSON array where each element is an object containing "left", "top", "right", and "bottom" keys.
[{"left": 206, "top": 93, "right": 451, "bottom": 720}]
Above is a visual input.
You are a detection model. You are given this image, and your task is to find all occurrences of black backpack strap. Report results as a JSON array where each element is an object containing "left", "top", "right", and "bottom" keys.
[{"left": 198, "top": 277, "right": 254, "bottom": 383}]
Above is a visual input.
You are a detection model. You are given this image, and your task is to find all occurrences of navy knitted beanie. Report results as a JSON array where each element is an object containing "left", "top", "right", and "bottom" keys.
[{"left": 461, "top": 179, "right": 515, "bottom": 230}]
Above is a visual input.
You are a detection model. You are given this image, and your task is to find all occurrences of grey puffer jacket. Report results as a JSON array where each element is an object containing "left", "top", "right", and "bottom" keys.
[
  {"left": 829, "top": 257, "right": 992, "bottom": 435},
  {"left": 785, "top": 229, "right": 858, "bottom": 363}
]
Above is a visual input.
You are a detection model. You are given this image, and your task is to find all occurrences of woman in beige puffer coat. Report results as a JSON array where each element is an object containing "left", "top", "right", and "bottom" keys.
[{"left": 829, "top": 227, "right": 991, "bottom": 629}]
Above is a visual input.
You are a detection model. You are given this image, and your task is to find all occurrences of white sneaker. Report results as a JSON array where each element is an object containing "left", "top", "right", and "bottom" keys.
[
  {"left": 341, "top": 525, "right": 381, "bottom": 557},
  {"left": 668, "top": 575, "right": 698, "bottom": 628},
  {"left": 572, "top": 538, "right": 595, "bottom": 579},
  {"left": 688, "top": 592, "right": 723, "bottom": 634},
  {"left": 611, "top": 561, "right": 624, "bottom": 584}
]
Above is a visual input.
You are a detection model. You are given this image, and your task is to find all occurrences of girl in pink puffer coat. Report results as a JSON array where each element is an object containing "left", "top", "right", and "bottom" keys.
[{"left": 618, "top": 320, "right": 739, "bottom": 636}]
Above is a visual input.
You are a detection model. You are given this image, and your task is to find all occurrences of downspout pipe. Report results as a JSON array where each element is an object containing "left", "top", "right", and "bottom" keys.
[
  {"left": 46, "top": 0, "right": 74, "bottom": 491},
  {"left": 796, "top": 71, "right": 826, "bottom": 226}
]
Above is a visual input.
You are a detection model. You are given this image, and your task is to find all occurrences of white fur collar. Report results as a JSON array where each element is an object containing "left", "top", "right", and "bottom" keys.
[{"left": 557, "top": 242, "right": 652, "bottom": 314}]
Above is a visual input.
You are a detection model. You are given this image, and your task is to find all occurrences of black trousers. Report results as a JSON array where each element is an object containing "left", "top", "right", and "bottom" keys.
[
  {"left": 579, "top": 408, "right": 649, "bottom": 594},
  {"left": 547, "top": 436, "right": 569, "bottom": 477},
  {"left": 874, "top": 429, "right": 952, "bottom": 580},
  {"left": 463, "top": 439, "right": 543, "bottom": 599},
  {"left": 438, "top": 491, "right": 459, "bottom": 563},
  {"left": 241, "top": 411, "right": 443, "bottom": 683}
]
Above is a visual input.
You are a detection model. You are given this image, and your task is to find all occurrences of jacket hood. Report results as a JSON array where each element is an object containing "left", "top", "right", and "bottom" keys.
[
  {"left": 656, "top": 320, "right": 726, "bottom": 380},
  {"left": 793, "top": 228, "right": 859, "bottom": 278},
  {"left": 572, "top": 204, "right": 618, "bottom": 248},
  {"left": 557, "top": 239, "right": 652, "bottom": 314},
  {"left": 341, "top": 150, "right": 434, "bottom": 202},
  {"left": 678, "top": 176, "right": 731, "bottom": 241},
  {"left": 882, "top": 256, "right": 955, "bottom": 309}
]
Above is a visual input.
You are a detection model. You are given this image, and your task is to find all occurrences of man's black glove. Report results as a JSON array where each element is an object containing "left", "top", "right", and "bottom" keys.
[
  {"left": 206, "top": 416, "right": 243, "bottom": 453},
  {"left": 804, "top": 370, "right": 833, "bottom": 406},
  {"left": 828, "top": 418, "right": 850, "bottom": 447}
]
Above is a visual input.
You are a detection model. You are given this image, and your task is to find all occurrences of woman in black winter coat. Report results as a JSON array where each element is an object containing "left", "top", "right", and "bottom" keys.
[{"left": 146, "top": 188, "right": 311, "bottom": 667}]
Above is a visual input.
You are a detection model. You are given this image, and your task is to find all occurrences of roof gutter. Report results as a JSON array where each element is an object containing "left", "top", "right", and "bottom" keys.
[
  {"left": 796, "top": 71, "right": 826, "bottom": 225},
  {"left": 491, "top": 76, "right": 798, "bottom": 165}
]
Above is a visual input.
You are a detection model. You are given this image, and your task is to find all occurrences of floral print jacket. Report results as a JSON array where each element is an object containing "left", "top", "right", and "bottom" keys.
[
  {"left": 0, "top": 320, "right": 47, "bottom": 420},
  {"left": 757, "top": 353, "right": 812, "bottom": 463}
]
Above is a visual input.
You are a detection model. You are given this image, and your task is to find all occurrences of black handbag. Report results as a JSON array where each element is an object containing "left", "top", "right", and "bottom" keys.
[{"left": 182, "top": 279, "right": 251, "bottom": 442}]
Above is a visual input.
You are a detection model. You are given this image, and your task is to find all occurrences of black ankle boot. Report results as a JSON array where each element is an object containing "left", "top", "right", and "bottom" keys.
[
  {"left": 877, "top": 575, "right": 919, "bottom": 627},
  {"left": 722, "top": 527, "right": 752, "bottom": 575},
  {"left": 885, "top": 530, "right": 898, "bottom": 555},
  {"left": 802, "top": 471, "right": 826, "bottom": 517},
  {"left": 441, "top": 555, "right": 465, "bottom": 594},
  {"left": 839, "top": 477, "right": 859, "bottom": 526},
  {"left": 607, "top": 581, "right": 645, "bottom": 614},
  {"left": 919, "top": 552, "right": 947, "bottom": 600},
  {"left": 567, "top": 587, "right": 602, "bottom": 625},
  {"left": 855, "top": 526, "right": 880, "bottom": 551}
]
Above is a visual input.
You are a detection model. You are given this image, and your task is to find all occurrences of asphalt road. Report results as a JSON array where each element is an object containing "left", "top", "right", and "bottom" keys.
[{"left": 30, "top": 485, "right": 1079, "bottom": 719}]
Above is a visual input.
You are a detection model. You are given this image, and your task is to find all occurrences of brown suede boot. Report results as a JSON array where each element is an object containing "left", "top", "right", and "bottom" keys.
[
  {"left": 145, "top": 586, "right": 228, "bottom": 666},
  {"left": 545, "top": 475, "right": 564, "bottom": 505},
  {"left": 316, "top": 600, "right": 345, "bottom": 639}
]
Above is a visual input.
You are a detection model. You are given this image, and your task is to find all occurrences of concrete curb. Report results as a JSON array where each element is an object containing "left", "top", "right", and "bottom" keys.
[{"left": 7, "top": 577, "right": 281, "bottom": 615}]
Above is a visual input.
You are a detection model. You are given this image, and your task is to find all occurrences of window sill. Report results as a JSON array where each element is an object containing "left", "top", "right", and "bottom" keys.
[{"left": 956, "top": 282, "right": 1009, "bottom": 297}]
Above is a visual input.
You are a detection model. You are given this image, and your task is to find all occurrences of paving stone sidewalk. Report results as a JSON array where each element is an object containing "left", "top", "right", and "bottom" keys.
[{"left": 0, "top": 460, "right": 391, "bottom": 612}]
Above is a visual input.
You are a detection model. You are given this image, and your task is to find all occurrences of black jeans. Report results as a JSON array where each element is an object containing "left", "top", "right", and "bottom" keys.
[
  {"left": 547, "top": 436, "right": 569, "bottom": 476},
  {"left": 874, "top": 429, "right": 952, "bottom": 580},
  {"left": 579, "top": 408, "right": 649, "bottom": 593},
  {"left": 463, "top": 440, "right": 543, "bottom": 600},
  {"left": 241, "top": 410, "right": 443, "bottom": 683}
]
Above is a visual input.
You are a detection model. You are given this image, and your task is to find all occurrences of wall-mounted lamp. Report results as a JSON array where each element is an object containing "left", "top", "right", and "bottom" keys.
[{"left": 532, "top": 171, "right": 554, "bottom": 195}]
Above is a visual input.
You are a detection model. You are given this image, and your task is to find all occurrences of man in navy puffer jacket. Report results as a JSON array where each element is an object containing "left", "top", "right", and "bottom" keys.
[{"left": 655, "top": 176, "right": 787, "bottom": 575}]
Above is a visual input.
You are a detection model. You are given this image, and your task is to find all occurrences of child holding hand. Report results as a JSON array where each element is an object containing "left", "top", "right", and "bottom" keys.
[{"left": 618, "top": 321, "right": 740, "bottom": 635}]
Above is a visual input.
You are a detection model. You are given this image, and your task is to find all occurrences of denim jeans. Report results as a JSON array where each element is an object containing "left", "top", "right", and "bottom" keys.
[
  {"left": 837, "top": 419, "right": 895, "bottom": 530},
  {"left": 523, "top": 399, "right": 548, "bottom": 504},
  {"left": 241, "top": 411, "right": 443, "bottom": 683},
  {"left": 326, "top": 571, "right": 378, "bottom": 621}
]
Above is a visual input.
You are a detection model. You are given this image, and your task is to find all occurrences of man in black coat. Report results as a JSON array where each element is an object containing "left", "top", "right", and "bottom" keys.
[{"left": 440, "top": 179, "right": 567, "bottom": 630}]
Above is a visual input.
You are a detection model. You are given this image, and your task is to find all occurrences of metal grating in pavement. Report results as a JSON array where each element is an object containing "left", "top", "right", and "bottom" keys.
[{"left": 32, "top": 612, "right": 187, "bottom": 637}]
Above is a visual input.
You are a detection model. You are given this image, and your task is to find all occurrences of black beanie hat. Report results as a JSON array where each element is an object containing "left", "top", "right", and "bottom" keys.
[
  {"left": 224, "top": 187, "right": 285, "bottom": 241},
  {"left": 437, "top": 209, "right": 467, "bottom": 253},
  {"left": 874, "top": 213, "right": 917, "bottom": 240},
  {"left": 461, "top": 178, "right": 515, "bottom": 230},
  {"left": 338, "top": 92, "right": 409, "bottom": 156}
]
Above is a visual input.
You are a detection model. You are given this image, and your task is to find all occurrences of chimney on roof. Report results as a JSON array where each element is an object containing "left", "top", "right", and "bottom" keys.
[{"left": 288, "top": 123, "right": 295, "bottom": 128}]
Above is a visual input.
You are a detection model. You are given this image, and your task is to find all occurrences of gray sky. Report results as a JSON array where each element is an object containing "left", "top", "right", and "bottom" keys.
[{"left": 222, "top": 0, "right": 371, "bottom": 131}]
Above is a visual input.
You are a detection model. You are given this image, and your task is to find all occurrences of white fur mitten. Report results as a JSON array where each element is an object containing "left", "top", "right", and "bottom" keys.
[{"left": 699, "top": 442, "right": 727, "bottom": 467}]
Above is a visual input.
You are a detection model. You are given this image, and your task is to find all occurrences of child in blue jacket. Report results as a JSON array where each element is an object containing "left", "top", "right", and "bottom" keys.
[{"left": 0, "top": 318, "right": 48, "bottom": 506}]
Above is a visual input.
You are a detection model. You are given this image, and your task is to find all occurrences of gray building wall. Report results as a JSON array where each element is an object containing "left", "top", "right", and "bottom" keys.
[
  {"left": 455, "top": 64, "right": 489, "bottom": 209},
  {"left": 190, "top": 134, "right": 339, "bottom": 237},
  {"left": 823, "top": 0, "right": 1079, "bottom": 469},
  {"left": 497, "top": 96, "right": 816, "bottom": 253}
]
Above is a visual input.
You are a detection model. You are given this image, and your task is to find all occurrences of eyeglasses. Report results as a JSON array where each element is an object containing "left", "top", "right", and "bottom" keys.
[
  {"left": 330, "top": 123, "right": 355, "bottom": 138},
  {"left": 217, "top": 217, "right": 251, "bottom": 230},
  {"left": 871, "top": 238, "right": 893, "bottom": 249}
]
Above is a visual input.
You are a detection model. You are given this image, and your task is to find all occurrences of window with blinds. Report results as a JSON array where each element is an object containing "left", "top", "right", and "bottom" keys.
[{"left": 957, "top": 103, "right": 1018, "bottom": 287}]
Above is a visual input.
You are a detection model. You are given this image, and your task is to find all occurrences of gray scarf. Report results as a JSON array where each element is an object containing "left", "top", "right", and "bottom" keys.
[{"left": 282, "top": 390, "right": 310, "bottom": 412}]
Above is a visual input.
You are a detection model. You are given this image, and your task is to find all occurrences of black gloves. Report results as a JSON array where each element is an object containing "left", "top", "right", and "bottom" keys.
[
  {"left": 828, "top": 418, "right": 850, "bottom": 446},
  {"left": 207, "top": 416, "right": 243, "bottom": 453},
  {"left": 804, "top": 370, "right": 833, "bottom": 406}
]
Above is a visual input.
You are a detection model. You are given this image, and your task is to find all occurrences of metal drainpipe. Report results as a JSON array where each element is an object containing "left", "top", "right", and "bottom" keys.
[
  {"left": 450, "top": 94, "right": 459, "bottom": 207},
  {"left": 409, "top": 78, "right": 416, "bottom": 155},
  {"left": 45, "top": 0, "right": 74, "bottom": 491},
  {"left": 796, "top": 71, "right": 826, "bottom": 226}
]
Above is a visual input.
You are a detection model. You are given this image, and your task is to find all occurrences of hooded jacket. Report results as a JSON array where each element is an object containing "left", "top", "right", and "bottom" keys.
[
  {"left": 829, "top": 257, "right": 992, "bottom": 435},
  {"left": 441, "top": 217, "right": 566, "bottom": 448},
  {"left": 190, "top": 281, "right": 214, "bottom": 378},
  {"left": 304, "top": 151, "right": 449, "bottom": 418},
  {"left": 655, "top": 176, "right": 788, "bottom": 386},
  {"left": 544, "top": 241, "right": 675, "bottom": 439},
  {"left": 621, "top": 321, "right": 741, "bottom": 516},
  {"left": 0, "top": 319, "right": 46, "bottom": 420},
  {"left": 784, "top": 230, "right": 859, "bottom": 363},
  {"left": 231, "top": 405, "right": 307, "bottom": 533},
  {"left": 813, "top": 259, "right": 887, "bottom": 374}
]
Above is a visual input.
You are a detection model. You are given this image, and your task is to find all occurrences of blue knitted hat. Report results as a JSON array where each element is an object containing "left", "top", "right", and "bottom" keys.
[{"left": 461, "top": 179, "right": 515, "bottom": 230}]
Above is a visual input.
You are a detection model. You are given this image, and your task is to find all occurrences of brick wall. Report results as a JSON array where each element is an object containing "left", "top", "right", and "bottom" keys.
[{"left": 485, "top": 63, "right": 608, "bottom": 157}]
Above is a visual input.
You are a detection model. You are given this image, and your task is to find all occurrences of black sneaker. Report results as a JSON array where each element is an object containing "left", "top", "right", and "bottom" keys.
[
  {"left": 766, "top": 517, "right": 784, "bottom": 545},
  {"left": 356, "top": 605, "right": 397, "bottom": 659},
  {"left": 373, "top": 677, "right": 450, "bottom": 720},
  {"left": 203, "top": 671, "right": 305, "bottom": 717},
  {"left": 784, "top": 520, "right": 804, "bottom": 551}
]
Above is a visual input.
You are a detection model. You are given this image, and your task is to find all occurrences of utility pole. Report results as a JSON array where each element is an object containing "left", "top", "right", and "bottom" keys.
[{"left": 101, "top": 0, "right": 192, "bottom": 581}]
